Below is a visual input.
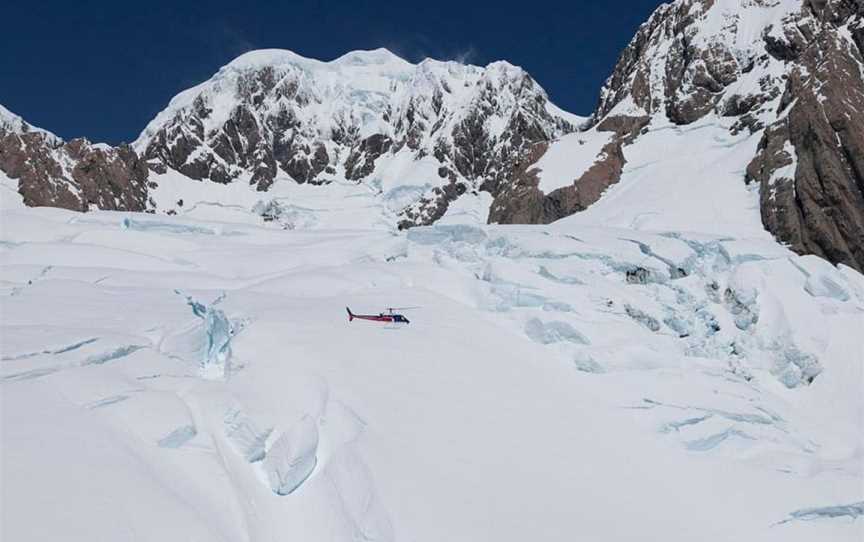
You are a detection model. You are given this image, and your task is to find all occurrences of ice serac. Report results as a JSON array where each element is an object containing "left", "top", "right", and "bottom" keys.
[
  {"left": 0, "top": 105, "right": 150, "bottom": 211},
  {"left": 134, "top": 49, "right": 580, "bottom": 226},
  {"left": 263, "top": 415, "right": 319, "bottom": 495}
]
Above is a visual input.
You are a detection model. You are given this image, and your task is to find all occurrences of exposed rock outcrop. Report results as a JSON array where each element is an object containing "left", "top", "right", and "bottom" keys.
[
  {"left": 746, "top": 1, "right": 864, "bottom": 271},
  {"left": 488, "top": 115, "right": 648, "bottom": 224},
  {"left": 0, "top": 109, "right": 149, "bottom": 211},
  {"left": 524, "top": 0, "right": 864, "bottom": 271}
]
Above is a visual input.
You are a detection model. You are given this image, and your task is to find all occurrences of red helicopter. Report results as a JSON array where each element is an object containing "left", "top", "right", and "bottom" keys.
[{"left": 346, "top": 307, "right": 416, "bottom": 324}]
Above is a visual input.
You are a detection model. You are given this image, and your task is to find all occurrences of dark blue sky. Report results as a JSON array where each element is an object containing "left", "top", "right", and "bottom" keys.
[{"left": 1, "top": 1, "right": 664, "bottom": 144}]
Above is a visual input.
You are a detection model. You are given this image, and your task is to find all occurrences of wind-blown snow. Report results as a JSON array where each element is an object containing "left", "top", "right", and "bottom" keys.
[{"left": 1, "top": 204, "right": 861, "bottom": 541}]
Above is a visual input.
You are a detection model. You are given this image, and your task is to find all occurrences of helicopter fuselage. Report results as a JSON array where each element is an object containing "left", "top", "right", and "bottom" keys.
[{"left": 346, "top": 307, "right": 410, "bottom": 324}]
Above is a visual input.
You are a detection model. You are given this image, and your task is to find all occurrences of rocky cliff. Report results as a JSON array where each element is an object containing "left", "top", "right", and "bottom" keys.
[{"left": 0, "top": 105, "right": 149, "bottom": 211}]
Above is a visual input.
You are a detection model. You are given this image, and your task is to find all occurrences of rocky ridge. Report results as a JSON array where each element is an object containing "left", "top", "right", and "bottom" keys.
[
  {"left": 132, "top": 49, "right": 581, "bottom": 227},
  {"left": 0, "top": 105, "right": 149, "bottom": 211}
]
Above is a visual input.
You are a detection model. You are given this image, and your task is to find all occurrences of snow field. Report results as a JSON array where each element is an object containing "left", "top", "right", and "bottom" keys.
[{"left": 1, "top": 206, "right": 861, "bottom": 541}]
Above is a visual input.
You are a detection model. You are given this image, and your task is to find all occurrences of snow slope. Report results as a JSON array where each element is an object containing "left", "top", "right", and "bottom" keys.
[
  {"left": 555, "top": 114, "right": 766, "bottom": 236},
  {"left": 535, "top": 128, "right": 614, "bottom": 194},
  {"left": 2, "top": 205, "right": 861, "bottom": 541},
  {"left": 147, "top": 166, "right": 491, "bottom": 230}
]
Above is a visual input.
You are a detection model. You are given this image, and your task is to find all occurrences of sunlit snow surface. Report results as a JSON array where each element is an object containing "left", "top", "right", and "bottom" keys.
[{"left": 1, "top": 203, "right": 862, "bottom": 541}]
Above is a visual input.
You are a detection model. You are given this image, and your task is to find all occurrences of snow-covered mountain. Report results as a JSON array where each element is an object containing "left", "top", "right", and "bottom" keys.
[
  {"left": 134, "top": 48, "right": 581, "bottom": 227},
  {"left": 498, "top": 0, "right": 864, "bottom": 272}
]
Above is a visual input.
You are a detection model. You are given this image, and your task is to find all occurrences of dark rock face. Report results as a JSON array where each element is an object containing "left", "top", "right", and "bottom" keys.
[
  {"left": 345, "top": 134, "right": 392, "bottom": 181},
  {"left": 529, "top": 0, "right": 864, "bottom": 272},
  {"left": 0, "top": 127, "right": 149, "bottom": 212},
  {"left": 747, "top": 1, "right": 864, "bottom": 271},
  {"left": 488, "top": 116, "right": 647, "bottom": 224},
  {"left": 591, "top": 0, "right": 788, "bottom": 130},
  {"left": 397, "top": 171, "right": 468, "bottom": 230}
]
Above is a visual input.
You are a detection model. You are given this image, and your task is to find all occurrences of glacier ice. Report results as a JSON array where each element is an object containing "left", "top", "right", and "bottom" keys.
[
  {"left": 538, "top": 265, "right": 583, "bottom": 285},
  {"left": 772, "top": 342, "right": 822, "bottom": 388},
  {"left": 543, "top": 301, "right": 575, "bottom": 312},
  {"left": 804, "top": 271, "right": 850, "bottom": 302},
  {"left": 4, "top": 201, "right": 863, "bottom": 541},
  {"left": 252, "top": 199, "right": 318, "bottom": 229},
  {"left": 488, "top": 284, "right": 547, "bottom": 311},
  {"left": 86, "top": 395, "right": 130, "bottom": 409},
  {"left": 624, "top": 304, "right": 661, "bottom": 332},
  {"left": 158, "top": 425, "right": 197, "bottom": 449},
  {"left": 263, "top": 415, "right": 319, "bottom": 496},
  {"left": 122, "top": 216, "right": 215, "bottom": 235},
  {"left": 173, "top": 291, "right": 235, "bottom": 378},
  {"left": 53, "top": 337, "right": 100, "bottom": 354},
  {"left": 662, "top": 312, "right": 693, "bottom": 338},
  {"left": 224, "top": 407, "right": 272, "bottom": 463},
  {"left": 723, "top": 287, "right": 759, "bottom": 331},
  {"left": 784, "top": 501, "right": 864, "bottom": 522},
  {"left": 82, "top": 345, "right": 145, "bottom": 365},
  {"left": 524, "top": 318, "right": 590, "bottom": 345},
  {"left": 660, "top": 414, "right": 713, "bottom": 433},
  {"left": 407, "top": 224, "right": 487, "bottom": 246},
  {"left": 3, "top": 366, "right": 61, "bottom": 381},
  {"left": 626, "top": 239, "right": 689, "bottom": 279},
  {"left": 685, "top": 428, "right": 755, "bottom": 451},
  {"left": 573, "top": 351, "right": 605, "bottom": 373},
  {"left": 202, "top": 310, "right": 232, "bottom": 369},
  {"left": 1, "top": 337, "right": 99, "bottom": 361}
]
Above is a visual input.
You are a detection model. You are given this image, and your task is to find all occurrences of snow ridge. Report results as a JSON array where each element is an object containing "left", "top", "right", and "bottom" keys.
[{"left": 0, "top": 103, "right": 63, "bottom": 146}]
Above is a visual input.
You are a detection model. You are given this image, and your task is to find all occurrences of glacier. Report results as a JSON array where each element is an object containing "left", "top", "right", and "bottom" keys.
[{"left": 1, "top": 202, "right": 861, "bottom": 542}]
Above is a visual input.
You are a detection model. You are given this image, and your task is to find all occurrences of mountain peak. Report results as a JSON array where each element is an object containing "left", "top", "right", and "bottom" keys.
[
  {"left": 332, "top": 48, "right": 413, "bottom": 67},
  {"left": 128, "top": 46, "right": 577, "bottom": 227},
  {"left": 0, "top": 104, "right": 62, "bottom": 146},
  {"left": 222, "top": 48, "right": 324, "bottom": 72},
  {"left": 219, "top": 47, "right": 414, "bottom": 74}
]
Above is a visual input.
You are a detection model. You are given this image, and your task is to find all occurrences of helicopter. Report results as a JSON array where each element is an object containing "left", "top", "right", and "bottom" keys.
[{"left": 346, "top": 306, "right": 416, "bottom": 324}]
